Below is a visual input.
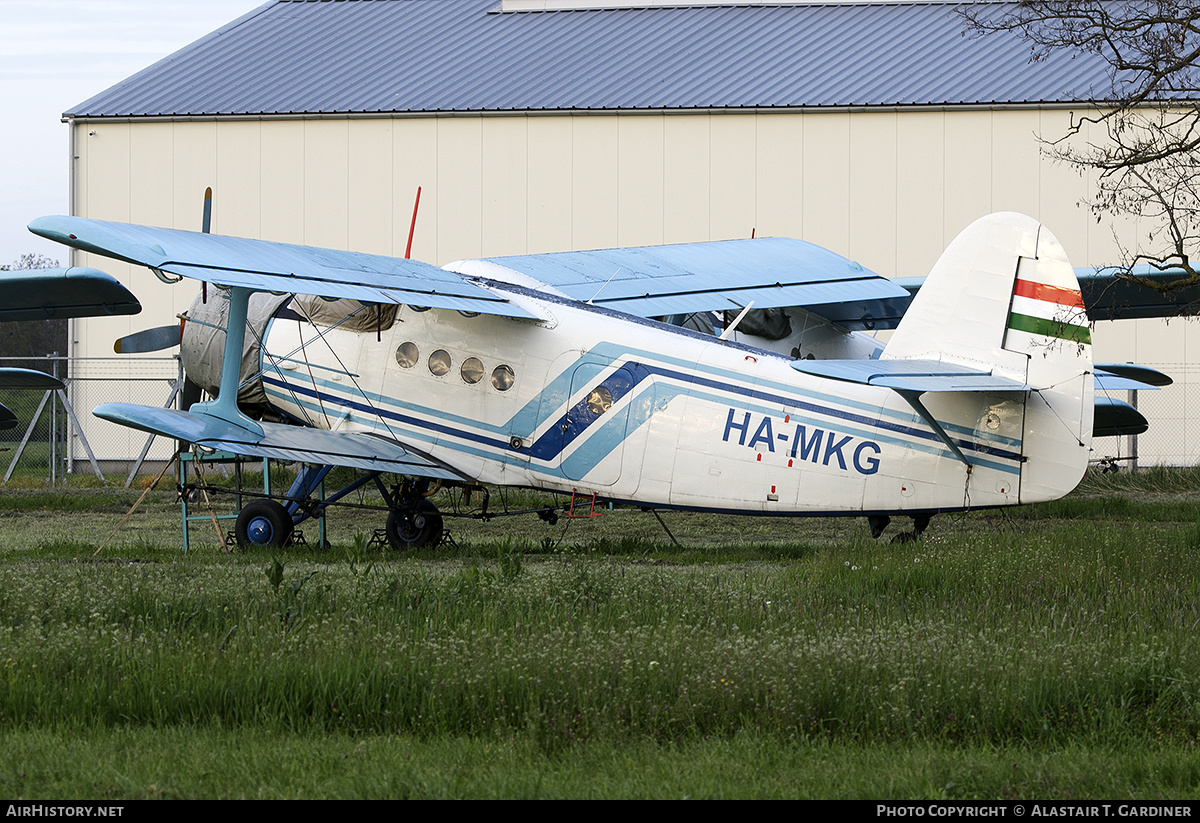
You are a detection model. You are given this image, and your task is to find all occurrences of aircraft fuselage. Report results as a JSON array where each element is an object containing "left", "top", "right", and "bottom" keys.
[{"left": 259, "top": 285, "right": 1031, "bottom": 517}]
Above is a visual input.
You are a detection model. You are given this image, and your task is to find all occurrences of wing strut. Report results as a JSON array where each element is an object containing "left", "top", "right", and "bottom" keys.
[
  {"left": 895, "top": 390, "right": 972, "bottom": 469},
  {"left": 190, "top": 286, "right": 263, "bottom": 436}
]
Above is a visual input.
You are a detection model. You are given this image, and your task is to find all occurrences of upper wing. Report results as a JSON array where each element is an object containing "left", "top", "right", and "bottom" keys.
[
  {"left": 28, "top": 216, "right": 537, "bottom": 320},
  {"left": 478, "top": 238, "right": 914, "bottom": 330},
  {"left": 1076, "top": 266, "right": 1200, "bottom": 321},
  {"left": 31, "top": 217, "right": 912, "bottom": 329},
  {"left": 0, "top": 267, "right": 140, "bottom": 321},
  {"left": 29, "top": 216, "right": 513, "bottom": 476}
]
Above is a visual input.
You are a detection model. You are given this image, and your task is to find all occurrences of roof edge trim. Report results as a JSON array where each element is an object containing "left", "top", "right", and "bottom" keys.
[
  {"left": 494, "top": 0, "right": 981, "bottom": 11},
  {"left": 63, "top": 101, "right": 1102, "bottom": 125}
]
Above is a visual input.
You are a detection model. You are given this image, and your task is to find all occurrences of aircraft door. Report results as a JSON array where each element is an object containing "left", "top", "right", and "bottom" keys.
[{"left": 558, "top": 361, "right": 646, "bottom": 485}]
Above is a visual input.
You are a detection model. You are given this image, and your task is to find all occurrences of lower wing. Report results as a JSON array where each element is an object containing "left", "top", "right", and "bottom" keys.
[{"left": 94, "top": 403, "right": 465, "bottom": 479}]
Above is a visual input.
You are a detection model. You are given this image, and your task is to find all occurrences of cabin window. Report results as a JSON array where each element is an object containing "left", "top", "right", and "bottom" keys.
[
  {"left": 585, "top": 388, "right": 614, "bottom": 415},
  {"left": 428, "top": 349, "right": 452, "bottom": 376},
  {"left": 491, "top": 364, "right": 515, "bottom": 391},
  {"left": 461, "top": 357, "right": 484, "bottom": 384},
  {"left": 586, "top": 387, "right": 613, "bottom": 415},
  {"left": 395, "top": 342, "right": 419, "bottom": 368}
]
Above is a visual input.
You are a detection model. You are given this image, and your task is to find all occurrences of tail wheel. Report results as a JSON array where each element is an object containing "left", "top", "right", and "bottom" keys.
[
  {"left": 235, "top": 499, "right": 294, "bottom": 550},
  {"left": 385, "top": 499, "right": 443, "bottom": 550}
]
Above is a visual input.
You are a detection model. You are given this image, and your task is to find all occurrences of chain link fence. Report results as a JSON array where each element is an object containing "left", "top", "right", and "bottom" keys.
[{"left": 1091, "top": 361, "right": 1194, "bottom": 469}]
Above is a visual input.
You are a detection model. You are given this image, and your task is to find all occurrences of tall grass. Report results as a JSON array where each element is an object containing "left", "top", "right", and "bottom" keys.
[{"left": 3, "top": 510, "right": 1200, "bottom": 752}]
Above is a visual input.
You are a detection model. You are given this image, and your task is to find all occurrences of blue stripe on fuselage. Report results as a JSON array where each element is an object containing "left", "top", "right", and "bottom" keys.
[{"left": 263, "top": 340, "right": 1022, "bottom": 477}]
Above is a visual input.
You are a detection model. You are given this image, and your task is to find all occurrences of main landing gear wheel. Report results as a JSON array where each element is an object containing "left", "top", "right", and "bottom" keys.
[
  {"left": 235, "top": 499, "right": 294, "bottom": 550},
  {"left": 385, "top": 499, "right": 443, "bottom": 550}
]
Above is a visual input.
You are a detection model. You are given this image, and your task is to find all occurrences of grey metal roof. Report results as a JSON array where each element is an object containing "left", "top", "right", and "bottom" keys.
[{"left": 67, "top": 0, "right": 1123, "bottom": 118}]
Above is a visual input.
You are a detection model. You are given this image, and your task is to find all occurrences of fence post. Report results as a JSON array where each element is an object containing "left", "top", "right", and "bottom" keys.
[
  {"left": 1130, "top": 388, "right": 1139, "bottom": 473},
  {"left": 49, "top": 352, "right": 57, "bottom": 483}
]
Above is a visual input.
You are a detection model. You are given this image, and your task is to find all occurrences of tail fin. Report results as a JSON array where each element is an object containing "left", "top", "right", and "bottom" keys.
[{"left": 884, "top": 212, "right": 1093, "bottom": 502}]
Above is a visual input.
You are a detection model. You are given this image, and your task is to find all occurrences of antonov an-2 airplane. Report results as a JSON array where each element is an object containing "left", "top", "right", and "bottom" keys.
[{"left": 28, "top": 211, "right": 1166, "bottom": 548}]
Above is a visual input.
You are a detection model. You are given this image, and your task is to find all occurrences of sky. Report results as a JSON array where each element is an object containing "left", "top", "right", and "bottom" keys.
[{"left": 0, "top": 0, "right": 267, "bottom": 267}]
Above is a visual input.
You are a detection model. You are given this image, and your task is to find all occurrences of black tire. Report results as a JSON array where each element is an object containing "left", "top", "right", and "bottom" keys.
[
  {"left": 235, "top": 499, "right": 294, "bottom": 550},
  {"left": 385, "top": 500, "right": 443, "bottom": 550}
]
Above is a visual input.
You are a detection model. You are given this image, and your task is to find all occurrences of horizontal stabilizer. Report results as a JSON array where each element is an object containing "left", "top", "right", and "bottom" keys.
[
  {"left": 1093, "top": 396, "right": 1149, "bottom": 437},
  {"left": 0, "top": 267, "right": 140, "bottom": 321},
  {"left": 0, "top": 403, "right": 15, "bottom": 431},
  {"left": 93, "top": 403, "right": 465, "bottom": 479},
  {"left": 790, "top": 359, "right": 1028, "bottom": 393},
  {"left": 483, "top": 238, "right": 912, "bottom": 329},
  {"left": 28, "top": 216, "right": 536, "bottom": 320},
  {"left": 0, "top": 368, "right": 64, "bottom": 390},
  {"left": 1095, "top": 363, "right": 1172, "bottom": 391}
]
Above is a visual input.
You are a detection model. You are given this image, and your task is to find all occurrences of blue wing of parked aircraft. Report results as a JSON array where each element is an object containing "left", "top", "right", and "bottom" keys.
[
  {"left": 0, "top": 370, "right": 64, "bottom": 431},
  {"left": 1075, "top": 266, "right": 1200, "bottom": 321},
  {"left": 0, "top": 369, "right": 64, "bottom": 390},
  {"left": 28, "top": 216, "right": 539, "bottom": 320},
  {"left": 32, "top": 217, "right": 913, "bottom": 330},
  {"left": 482, "top": 238, "right": 913, "bottom": 330},
  {"left": 898, "top": 267, "right": 1200, "bottom": 323},
  {"left": 93, "top": 403, "right": 465, "bottom": 478},
  {"left": 0, "top": 267, "right": 140, "bottom": 322},
  {"left": 0, "top": 265, "right": 138, "bottom": 430}
]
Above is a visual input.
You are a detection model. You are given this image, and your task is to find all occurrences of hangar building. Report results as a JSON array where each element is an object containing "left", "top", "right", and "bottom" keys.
[{"left": 59, "top": 0, "right": 1195, "bottom": 466}]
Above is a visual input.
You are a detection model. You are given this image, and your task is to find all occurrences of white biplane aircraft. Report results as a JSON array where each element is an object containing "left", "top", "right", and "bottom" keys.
[{"left": 28, "top": 211, "right": 1168, "bottom": 547}]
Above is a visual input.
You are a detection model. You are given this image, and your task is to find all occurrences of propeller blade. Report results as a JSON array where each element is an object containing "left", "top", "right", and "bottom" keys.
[
  {"left": 0, "top": 368, "right": 64, "bottom": 390},
  {"left": 202, "top": 186, "right": 212, "bottom": 234},
  {"left": 201, "top": 187, "right": 212, "bottom": 303},
  {"left": 114, "top": 324, "right": 183, "bottom": 354}
]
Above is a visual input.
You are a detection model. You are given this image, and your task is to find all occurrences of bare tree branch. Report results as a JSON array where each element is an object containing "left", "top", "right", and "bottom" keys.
[{"left": 962, "top": 2, "right": 1200, "bottom": 293}]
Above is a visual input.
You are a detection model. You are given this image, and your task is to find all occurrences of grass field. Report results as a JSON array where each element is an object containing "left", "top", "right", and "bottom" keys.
[{"left": 2, "top": 466, "right": 1200, "bottom": 798}]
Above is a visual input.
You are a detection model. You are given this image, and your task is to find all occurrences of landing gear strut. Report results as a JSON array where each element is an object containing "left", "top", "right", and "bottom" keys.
[{"left": 867, "top": 515, "right": 890, "bottom": 539}]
